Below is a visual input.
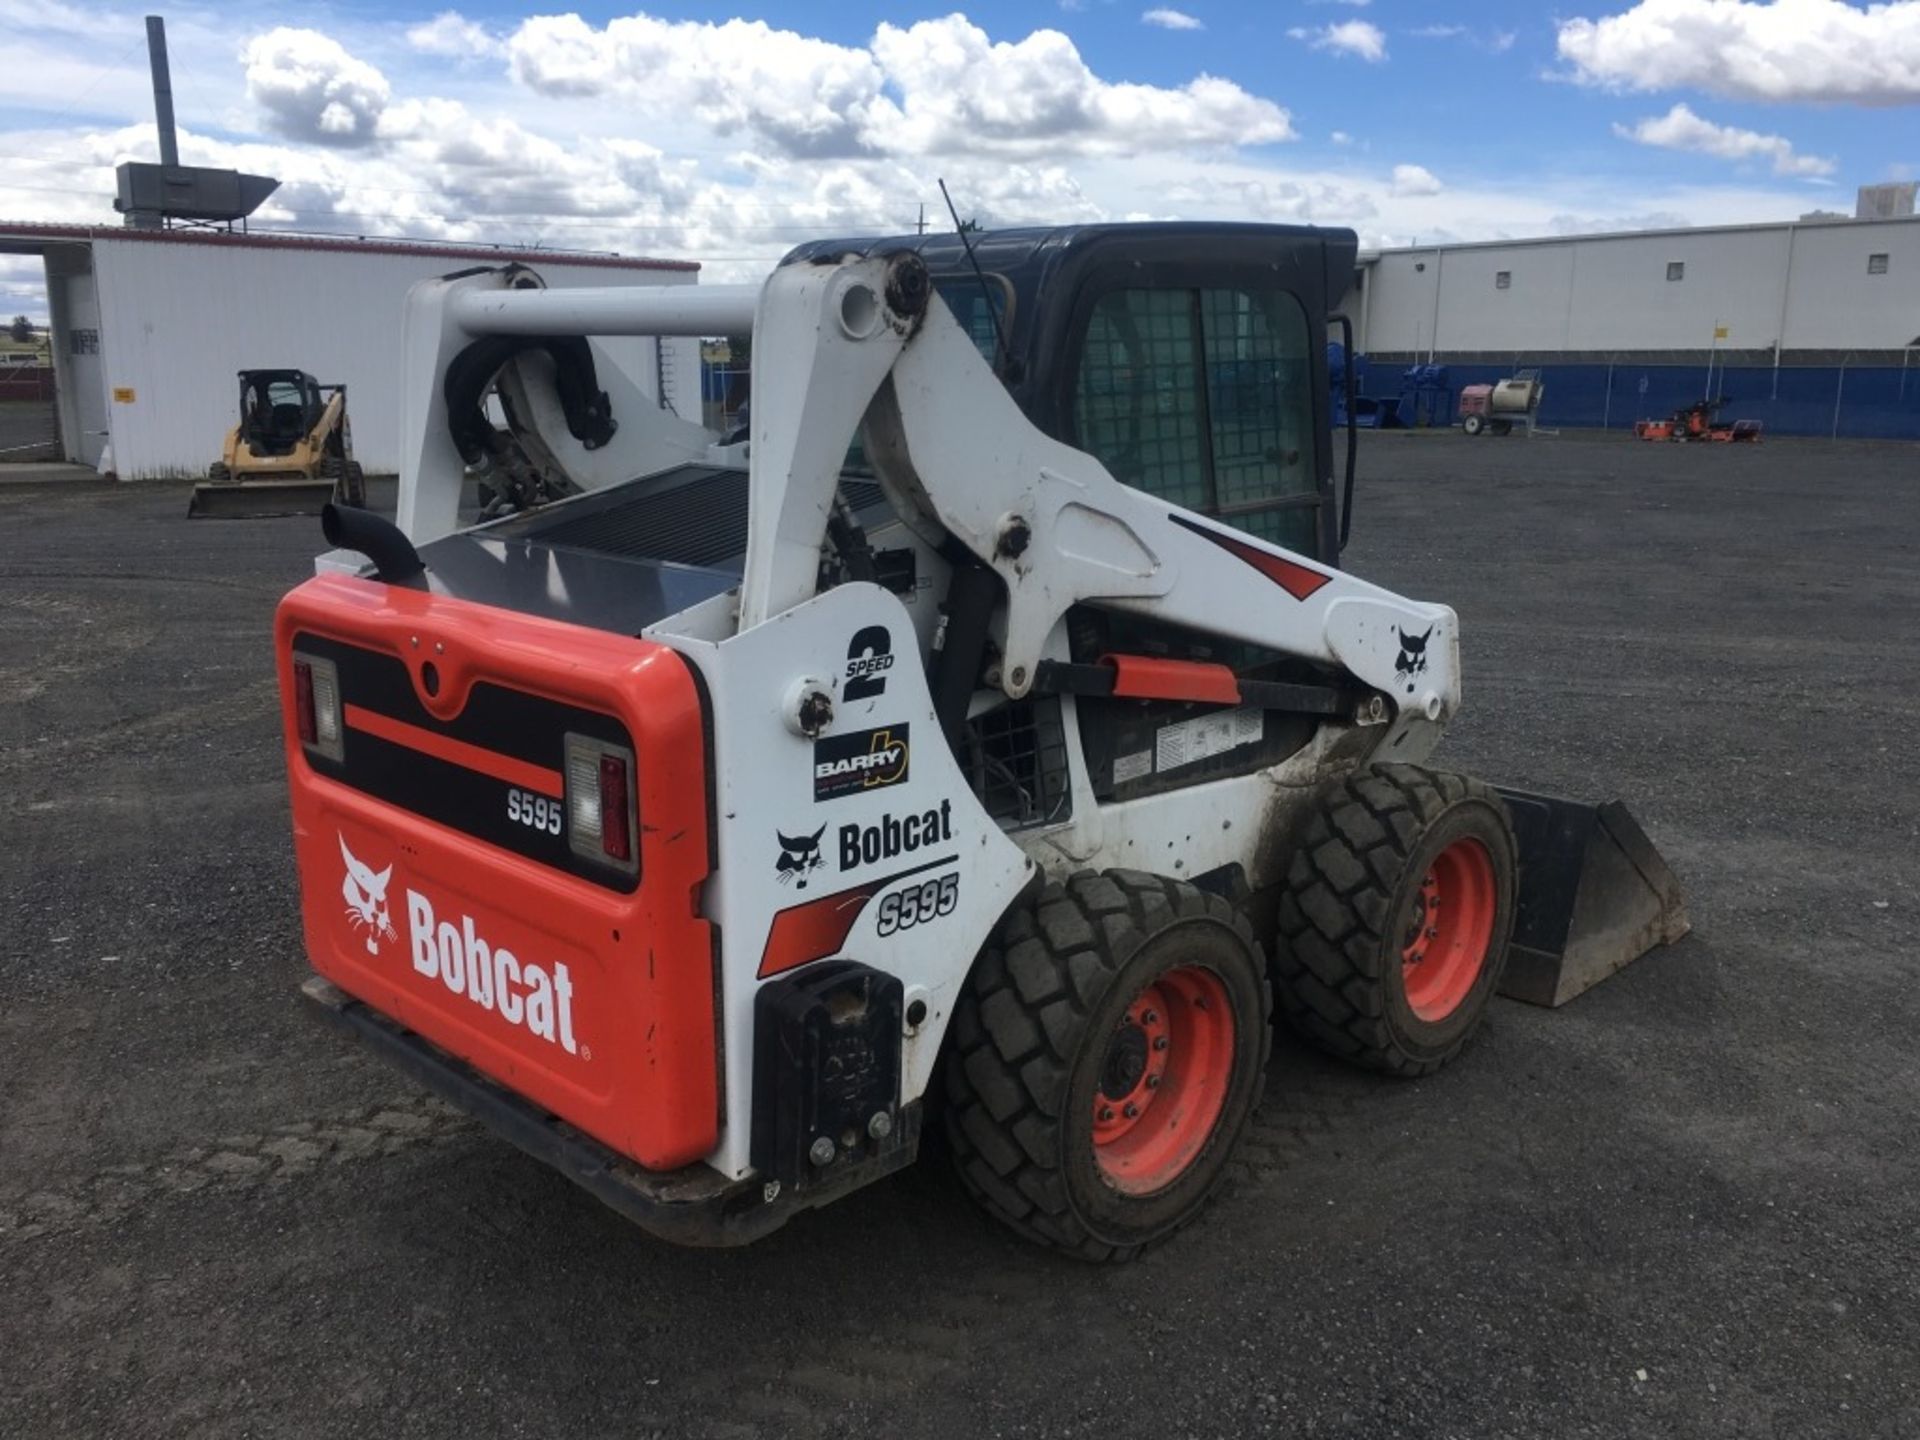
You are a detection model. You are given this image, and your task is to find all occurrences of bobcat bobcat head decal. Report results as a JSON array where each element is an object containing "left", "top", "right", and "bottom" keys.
[
  {"left": 1395, "top": 626, "right": 1433, "bottom": 680},
  {"left": 775, "top": 825, "right": 826, "bottom": 889},
  {"left": 339, "top": 834, "right": 397, "bottom": 955}
]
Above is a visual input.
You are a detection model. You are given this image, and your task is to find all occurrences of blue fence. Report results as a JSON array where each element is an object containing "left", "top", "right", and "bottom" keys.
[{"left": 1360, "top": 360, "right": 1920, "bottom": 441}]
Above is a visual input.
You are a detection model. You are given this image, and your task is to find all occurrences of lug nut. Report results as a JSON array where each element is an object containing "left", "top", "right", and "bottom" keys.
[
  {"left": 1099, "top": 1106, "right": 1115, "bottom": 1122},
  {"left": 1427, "top": 927, "right": 1439, "bottom": 939},
  {"left": 1146, "top": 1074, "right": 1161, "bottom": 1090},
  {"left": 808, "top": 1135, "right": 837, "bottom": 1167},
  {"left": 1141, "top": 1009, "right": 1160, "bottom": 1026},
  {"left": 1123, "top": 1103, "right": 1140, "bottom": 1119},
  {"left": 867, "top": 1110, "right": 893, "bottom": 1140},
  {"left": 1153, "top": 1036, "right": 1170, "bottom": 1052}
]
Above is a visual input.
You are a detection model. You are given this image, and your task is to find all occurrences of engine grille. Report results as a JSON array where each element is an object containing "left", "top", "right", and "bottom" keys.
[{"left": 496, "top": 465, "right": 886, "bottom": 572}]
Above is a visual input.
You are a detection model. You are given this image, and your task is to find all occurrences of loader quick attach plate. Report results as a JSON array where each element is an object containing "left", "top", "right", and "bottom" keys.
[{"left": 1494, "top": 787, "right": 1691, "bottom": 1007}]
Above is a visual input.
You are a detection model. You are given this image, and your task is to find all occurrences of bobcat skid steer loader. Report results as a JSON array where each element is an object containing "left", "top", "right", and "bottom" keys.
[{"left": 278, "top": 225, "right": 1686, "bottom": 1258}]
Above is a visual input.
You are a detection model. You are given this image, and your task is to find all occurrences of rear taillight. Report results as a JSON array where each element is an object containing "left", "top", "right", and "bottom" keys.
[
  {"left": 599, "top": 754, "right": 631, "bottom": 862},
  {"left": 290, "top": 651, "right": 343, "bottom": 762},
  {"left": 565, "top": 734, "right": 638, "bottom": 874},
  {"left": 294, "top": 660, "right": 316, "bottom": 744}
]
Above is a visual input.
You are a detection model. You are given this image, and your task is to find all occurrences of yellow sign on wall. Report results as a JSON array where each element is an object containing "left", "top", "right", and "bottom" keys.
[
  {"left": 112, "top": 387, "right": 136, "bottom": 403},
  {"left": 1712, "top": 326, "right": 1729, "bottom": 341}
]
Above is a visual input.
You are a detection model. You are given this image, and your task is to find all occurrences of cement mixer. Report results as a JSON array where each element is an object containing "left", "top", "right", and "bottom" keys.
[{"left": 1459, "top": 369, "right": 1544, "bottom": 437}]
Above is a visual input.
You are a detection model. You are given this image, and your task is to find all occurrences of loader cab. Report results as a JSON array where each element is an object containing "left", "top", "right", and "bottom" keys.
[
  {"left": 238, "top": 368, "right": 323, "bottom": 457},
  {"left": 783, "top": 223, "right": 1356, "bottom": 566}
]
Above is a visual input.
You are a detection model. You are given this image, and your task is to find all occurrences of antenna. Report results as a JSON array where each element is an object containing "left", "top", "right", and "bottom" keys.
[
  {"left": 145, "top": 15, "right": 179, "bottom": 167},
  {"left": 938, "top": 178, "right": 1005, "bottom": 372}
]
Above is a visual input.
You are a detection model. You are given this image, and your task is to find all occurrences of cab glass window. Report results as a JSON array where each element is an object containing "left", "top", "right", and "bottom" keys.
[{"left": 1073, "top": 286, "right": 1319, "bottom": 554}]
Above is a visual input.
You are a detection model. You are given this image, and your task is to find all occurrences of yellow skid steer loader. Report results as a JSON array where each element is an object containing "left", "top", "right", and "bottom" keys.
[{"left": 189, "top": 369, "right": 366, "bottom": 519}]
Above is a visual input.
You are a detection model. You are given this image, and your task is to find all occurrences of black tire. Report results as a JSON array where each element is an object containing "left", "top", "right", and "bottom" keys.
[
  {"left": 1272, "top": 764, "right": 1517, "bottom": 1077},
  {"left": 344, "top": 461, "right": 367, "bottom": 508},
  {"left": 1490, "top": 419, "right": 1513, "bottom": 436},
  {"left": 207, "top": 462, "right": 231, "bottom": 483},
  {"left": 943, "top": 870, "right": 1272, "bottom": 1262}
]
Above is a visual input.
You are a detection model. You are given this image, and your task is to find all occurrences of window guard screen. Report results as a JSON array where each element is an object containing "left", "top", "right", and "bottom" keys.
[{"left": 1073, "top": 286, "right": 1319, "bottom": 555}]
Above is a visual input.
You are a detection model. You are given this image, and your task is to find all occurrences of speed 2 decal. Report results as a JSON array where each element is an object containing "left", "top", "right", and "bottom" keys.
[
  {"left": 875, "top": 871, "right": 958, "bottom": 936},
  {"left": 813, "top": 724, "right": 910, "bottom": 802},
  {"left": 843, "top": 626, "right": 893, "bottom": 702}
]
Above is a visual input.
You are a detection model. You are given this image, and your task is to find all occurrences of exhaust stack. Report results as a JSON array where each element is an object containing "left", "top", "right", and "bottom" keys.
[
  {"left": 115, "top": 13, "right": 280, "bottom": 229},
  {"left": 146, "top": 15, "right": 179, "bottom": 168}
]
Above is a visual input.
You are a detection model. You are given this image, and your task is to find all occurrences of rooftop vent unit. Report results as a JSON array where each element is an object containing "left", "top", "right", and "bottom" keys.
[
  {"left": 114, "top": 162, "right": 281, "bottom": 229},
  {"left": 1856, "top": 183, "right": 1917, "bottom": 221},
  {"left": 116, "top": 15, "right": 278, "bottom": 230}
]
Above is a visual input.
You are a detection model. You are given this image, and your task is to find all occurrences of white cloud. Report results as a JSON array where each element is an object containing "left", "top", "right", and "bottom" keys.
[
  {"left": 243, "top": 27, "right": 391, "bottom": 146},
  {"left": 1331, "top": 130, "right": 1354, "bottom": 144},
  {"left": 508, "top": 12, "right": 1291, "bottom": 158},
  {"left": 405, "top": 12, "right": 503, "bottom": 59},
  {"left": 1547, "top": 210, "right": 1691, "bottom": 236},
  {"left": 1391, "top": 163, "right": 1443, "bottom": 196},
  {"left": 1289, "top": 20, "right": 1388, "bottom": 62},
  {"left": 1413, "top": 22, "right": 1516, "bottom": 51},
  {"left": 0, "top": 0, "right": 1869, "bottom": 289},
  {"left": 1558, "top": 0, "right": 1920, "bottom": 104},
  {"left": 1614, "top": 103, "right": 1836, "bottom": 177},
  {"left": 1142, "top": 9, "right": 1204, "bottom": 30}
]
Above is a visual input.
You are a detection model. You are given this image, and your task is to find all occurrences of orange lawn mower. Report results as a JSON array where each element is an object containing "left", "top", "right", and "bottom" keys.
[{"left": 1636, "top": 397, "right": 1764, "bottom": 443}]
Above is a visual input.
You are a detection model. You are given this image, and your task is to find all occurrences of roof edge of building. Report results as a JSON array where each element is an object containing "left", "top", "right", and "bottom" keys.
[
  {"left": 1358, "top": 210, "right": 1920, "bottom": 261},
  {"left": 0, "top": 220, "right": 699, "bottom": 273}
]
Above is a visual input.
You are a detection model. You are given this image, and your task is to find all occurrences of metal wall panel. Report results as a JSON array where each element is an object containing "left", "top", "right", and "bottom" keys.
[
  {"left": 88, "top": 239, "right": 699, "bottom": 479},
  {"left": 1357, "top": 218, "right": 1920, "bottom": 360}
]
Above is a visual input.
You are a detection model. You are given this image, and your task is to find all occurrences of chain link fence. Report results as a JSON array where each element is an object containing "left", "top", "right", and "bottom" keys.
[
  {"left": 1357, "top": 349, "right": 1920, "bottom": 441},
  {"left": 0, "top": 360, "right": 60, "bottom": 462}
]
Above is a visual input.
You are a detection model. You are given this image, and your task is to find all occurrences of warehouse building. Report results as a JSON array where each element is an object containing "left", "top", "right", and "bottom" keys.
[
  {"left": 1338, "top": 211, "right": 1920, "bottom": 439},
  {"left": 0, "top": 223, "right": 702, "bottom": 478}
]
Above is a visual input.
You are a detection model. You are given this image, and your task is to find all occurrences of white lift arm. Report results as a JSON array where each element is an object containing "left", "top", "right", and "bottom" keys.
[
  {"left": 394, "top": 267, "right": 757, "bottom": 543},
  {"left": 397, "top": 252, "right": 1458, "bottom": 733}
]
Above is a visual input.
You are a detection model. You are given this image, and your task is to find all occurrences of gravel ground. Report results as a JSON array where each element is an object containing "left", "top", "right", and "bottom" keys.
[{"left": 2, "top": 433, "right": 1916, "bottom": 1439}]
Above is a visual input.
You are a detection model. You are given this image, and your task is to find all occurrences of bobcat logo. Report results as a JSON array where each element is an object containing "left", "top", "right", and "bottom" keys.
[
  {"left": 340, "top": 835, "right": 398, "bottom": 955},
  {"left": 1395, "top": 627, "right": 1433, "bottom": 680},
  {"left": 775, "top": 825, "right": 826, "bottom": 889}
]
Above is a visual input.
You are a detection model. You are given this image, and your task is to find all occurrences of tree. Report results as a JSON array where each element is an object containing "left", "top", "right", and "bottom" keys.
[{"left": 8, "top": 315, "right": 32, "bottom": 343}]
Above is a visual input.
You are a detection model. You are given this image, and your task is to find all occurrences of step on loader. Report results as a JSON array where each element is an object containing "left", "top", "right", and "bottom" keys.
[{"left": 278, "top": 224, "right": 1687, "bottom": 1258}]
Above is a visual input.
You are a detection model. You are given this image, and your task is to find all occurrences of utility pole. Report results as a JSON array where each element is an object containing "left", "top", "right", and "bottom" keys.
[{"left": 916, "top": 202, "right": 927, "bottom": 236}]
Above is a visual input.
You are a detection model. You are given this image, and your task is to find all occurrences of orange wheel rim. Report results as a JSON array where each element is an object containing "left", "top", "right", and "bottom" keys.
[
  {"left": 1400, "top": 836, "right": 1497, "bottom": 1021},
  {"left": 1091, "top": 966, "right": 1234, "bottom": 1196}
]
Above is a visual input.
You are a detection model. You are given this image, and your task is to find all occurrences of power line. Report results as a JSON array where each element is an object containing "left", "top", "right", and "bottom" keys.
[
  {"left": 0, "top": 152, "right": 962, "bottom": 216},
  {"left": 0, "top": 185, "right": 929, "bottom": 239}
]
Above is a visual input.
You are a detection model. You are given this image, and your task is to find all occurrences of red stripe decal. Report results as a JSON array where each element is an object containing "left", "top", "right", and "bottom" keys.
[
  {"left": 759, "top": 857, "right": 955, "bottom": 979},
  {"left": 1170, "top": 513, "right": 1333, "bottom": 601},
  {"left": 343, "top": 703, "right": 564, "bottom": 796},
  {"left": 1100, "top": 654, "right": 1242, "bottom": 705}
]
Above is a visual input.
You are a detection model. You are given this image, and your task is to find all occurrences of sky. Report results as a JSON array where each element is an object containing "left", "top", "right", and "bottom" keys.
[{"left": 2, "top": 0, "right": 1917, "bottom": 318}]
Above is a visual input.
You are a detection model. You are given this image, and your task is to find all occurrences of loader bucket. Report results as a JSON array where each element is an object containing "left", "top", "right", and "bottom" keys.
[
  {"left": 1493, "top": 787, "right": 1689, "bottom": 1007},
  {"left": 187, "top": 478, "right": 339, "bottom": 519}
]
